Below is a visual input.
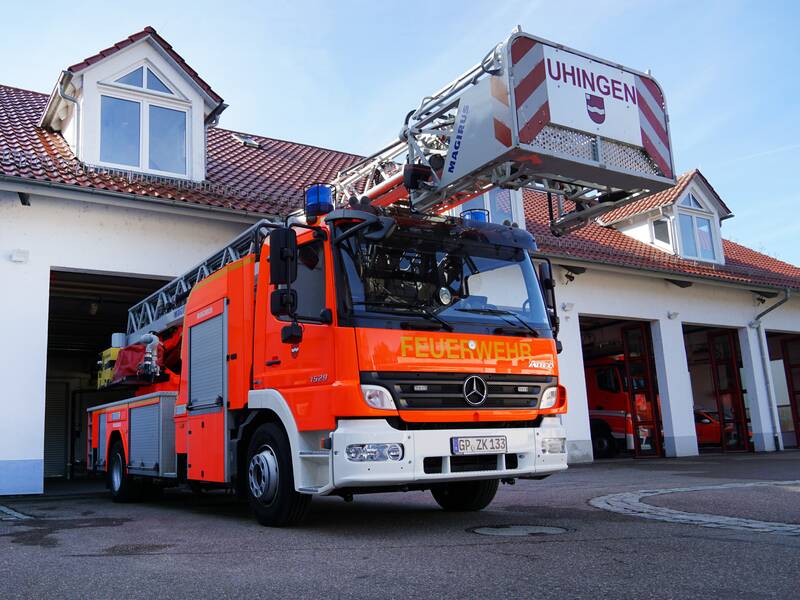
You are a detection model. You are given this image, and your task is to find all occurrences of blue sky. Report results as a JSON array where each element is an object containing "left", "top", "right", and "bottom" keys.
[{"left": 2, "top": 0, "right": 799, "bottom": 264}]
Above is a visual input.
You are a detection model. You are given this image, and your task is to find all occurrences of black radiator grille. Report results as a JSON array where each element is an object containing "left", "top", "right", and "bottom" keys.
[{"left": 361, "top": 372, "right": 556, "bottom": 410}]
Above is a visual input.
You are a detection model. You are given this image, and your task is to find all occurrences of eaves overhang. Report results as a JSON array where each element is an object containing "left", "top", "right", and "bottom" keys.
[{"left": 542, "top": 251, "right": 800, "bottom": 295}]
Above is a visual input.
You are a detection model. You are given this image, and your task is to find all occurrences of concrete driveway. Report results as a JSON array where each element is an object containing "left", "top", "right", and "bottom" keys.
[{"left": 2, "top": 452, "right": 799, "bottom": 599}]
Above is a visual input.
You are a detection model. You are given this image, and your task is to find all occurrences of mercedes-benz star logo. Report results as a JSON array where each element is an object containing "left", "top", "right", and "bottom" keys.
[{"left": 463, "top": 375, "right": 488, "bottom": 406}]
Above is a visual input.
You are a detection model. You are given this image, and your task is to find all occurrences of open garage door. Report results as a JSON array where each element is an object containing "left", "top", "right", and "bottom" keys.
[
  {"left": 766, "top": 333, "right": 800, "bottom": 448},
  {"left": 580, "top": 316, "right": 663, "bottom": 459},
  {"left": 781, "top": 337, "right": 800, "bottom": 446},
  {"left": 45, "top": 270, "right": 166, "bottom": 480},
  {"left": 684, "top": 325, "right": 750, "bottom": 453},
  {"left": 621, "top": 323, "right": 662, "bottom": 457}
]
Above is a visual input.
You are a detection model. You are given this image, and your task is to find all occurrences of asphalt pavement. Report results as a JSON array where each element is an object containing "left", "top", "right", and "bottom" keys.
[{"left": 1, "top": 452, "right": 799, "bottom": 599}]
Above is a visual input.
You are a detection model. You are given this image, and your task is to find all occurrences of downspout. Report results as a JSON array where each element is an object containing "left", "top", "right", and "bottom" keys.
[
  {"left": 57, "top": 70, "right": 80, "bottom": 157},
  {"left": 749, "top": 288, "right": 792, "bottom": 451}
]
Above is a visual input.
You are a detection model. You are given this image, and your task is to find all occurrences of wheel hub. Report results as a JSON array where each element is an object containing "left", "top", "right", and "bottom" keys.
[
  {"left": 248, "top": 446, "right": 279, "bottom": 504},
  {"left": 111, "top": 455, "right": 122, "bottom": 492}
]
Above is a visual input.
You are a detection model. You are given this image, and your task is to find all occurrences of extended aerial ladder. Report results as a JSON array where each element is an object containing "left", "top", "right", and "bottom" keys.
[
  {"left": 331, "top": 28, "right": 675, "bottom": 234},
  {"left": 125, "top": 28, "right": 675, "bottom": 344}
]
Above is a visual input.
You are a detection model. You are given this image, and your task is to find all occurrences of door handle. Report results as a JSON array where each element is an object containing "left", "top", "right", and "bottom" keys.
[{"left": 266, "top": 359, "right": 281, "bottom": 366}]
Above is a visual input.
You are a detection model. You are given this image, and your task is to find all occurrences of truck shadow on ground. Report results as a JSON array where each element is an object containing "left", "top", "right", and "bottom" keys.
[{"left": 141, "top": 488, "right": 607, "bottom": 534}]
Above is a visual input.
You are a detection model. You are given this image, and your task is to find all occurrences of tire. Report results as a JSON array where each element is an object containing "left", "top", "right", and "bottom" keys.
[
  {"left": 245, "top": 423, "right": 311, "bottom": 527},
  {"left": 108, "top": 440, "right": 141, "bottom": 503},
  {"left": 591, "top": 424, "right": 617, "bottom": 459},
  {"left": 431, "top": 479, "right": 499, "bottom": 511}
]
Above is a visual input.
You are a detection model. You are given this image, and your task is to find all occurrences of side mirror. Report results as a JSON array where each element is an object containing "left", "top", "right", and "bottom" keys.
[
  {"left": 269, "top": 227, "right": 298, "bottom": 285},
  {"left": 319, "top": 308, "right": 333, "bottom": 324},
  {"left": 538, "top": 261, "right": 555, "bottom": 291},
  {"left": 270, "top": 289, "right": 297, "bottom": 317},
  {"left": 535, "top": 258, "right": 559, "bottom": 338}
]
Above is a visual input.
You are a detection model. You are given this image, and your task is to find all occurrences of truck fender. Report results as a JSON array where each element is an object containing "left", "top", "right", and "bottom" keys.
[{"left": 246, "top": 389, "right": 305, "bottom": 493}]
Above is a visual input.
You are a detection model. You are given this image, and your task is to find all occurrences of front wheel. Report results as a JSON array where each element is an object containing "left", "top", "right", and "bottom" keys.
[
  {"left": 246, "top": 423, "right": 311, "bottom": 526},
  {"left": 431, "top": 479, "right": 499, "bottom": 511}
]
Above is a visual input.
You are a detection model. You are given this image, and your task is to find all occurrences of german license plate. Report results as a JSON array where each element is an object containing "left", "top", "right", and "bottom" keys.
[{"left": 451, "top": 436, "right": 507, "bottom": 455}]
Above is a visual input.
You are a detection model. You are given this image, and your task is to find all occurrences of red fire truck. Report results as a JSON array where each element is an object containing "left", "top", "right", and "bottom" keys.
[{"left": 87, "top": 29, "right": 675, "bottom": 525}]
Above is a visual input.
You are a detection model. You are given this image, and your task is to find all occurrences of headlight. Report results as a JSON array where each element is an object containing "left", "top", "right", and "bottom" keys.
[
  {"left": 361, "top": 385, "right": 396, "bottom": 410},
  {"left": 346, "top": 443, "right": 404, "bottom": 462},
  {"left": 539, "top": 386, "right": 558, "bottom": 409}
]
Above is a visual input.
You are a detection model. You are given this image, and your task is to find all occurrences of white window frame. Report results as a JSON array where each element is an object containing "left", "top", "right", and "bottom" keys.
[
  {"left": 650, "top": 216, "right": 673, "bottom": 250},
  {"left": 96, "top": 61, "right": 191, "bottom": 178},
  {"left": 676, "top": 192, "right": 722, "bottom": 263}
]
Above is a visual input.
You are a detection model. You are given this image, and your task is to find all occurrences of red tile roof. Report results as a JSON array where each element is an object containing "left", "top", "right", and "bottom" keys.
[
  {"left": 598, "top": 169, "right": 733, "bottom": 225},
  {"left": 1, "top": 83, "right": 797, "bottom": 291},
  {"left": 68, "top": 26, "right": 223, "bottom": 105},
  {"left": 524, "top": 190, "right": 800, "bottom": 291},
  {"left": 0, "top": 84, "right": 361, "bottom": 215}
]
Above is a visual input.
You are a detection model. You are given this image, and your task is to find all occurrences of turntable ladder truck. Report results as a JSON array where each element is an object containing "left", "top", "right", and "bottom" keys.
[{"left": 87, "top": 29, "right": 675, "bottom": 526}]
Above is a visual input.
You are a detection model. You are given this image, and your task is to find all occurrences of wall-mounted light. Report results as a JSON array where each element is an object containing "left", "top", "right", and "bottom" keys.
[
  {"left": 9, "top": 249, "right": 29, "bottom": 263},
  {"left": 562, "top": 265, "right": 586, "bottom": 284},
  {"left": 667, "top": 311, "right": 679, "bottom": 320},
  {"left": 561, "top": 302, "right": 575, "bottom": 312}
]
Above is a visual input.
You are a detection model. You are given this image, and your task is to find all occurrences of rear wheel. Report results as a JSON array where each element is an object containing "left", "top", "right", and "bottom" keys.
[
  {"left": 108, "top": 440, "right": 141, "bottom": 502},
  {"left": 591, "top": 423, "right": 617, "bottom": 459},
  {"left": 246, "top": 423, "right": 311, "bottom": 526},
  {"left": 431, "top": 479, "right": 499, "bottom": 511}
]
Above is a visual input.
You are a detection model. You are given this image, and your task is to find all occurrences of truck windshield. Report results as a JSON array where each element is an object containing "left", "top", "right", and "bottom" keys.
[{"left": 334, "top": 220, "right": 552, "bottom": 337}]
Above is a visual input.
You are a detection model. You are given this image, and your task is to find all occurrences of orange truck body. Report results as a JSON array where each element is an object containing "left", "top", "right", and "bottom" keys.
[{"left": 87, "top": 210, "right": 568, "bottom": 520}]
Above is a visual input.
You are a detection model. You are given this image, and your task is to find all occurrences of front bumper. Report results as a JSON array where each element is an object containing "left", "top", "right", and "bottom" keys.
[{"left": 330, "top": 417, "right": 567, "bottom": 489}]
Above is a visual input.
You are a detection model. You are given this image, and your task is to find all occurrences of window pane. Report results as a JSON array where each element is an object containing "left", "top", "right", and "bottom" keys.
[
  {"left": 116, "top": 67, "right": 144, "bottom": 87},
  {"left": 680, "top": 193, "right": 702, "bottom": 209},
  {"left": 100, "top": 96, "right": 140, "bottom": 167},
  {"left": 595, "top": 367, "right": 619, "bottom": 393},
  {"left": 696, "top": 217, "right": 715, "bottom": 259},
  {"left": 147, "top": 69, "right": 172, "bottom": 94},
  {"left": 149, "top": 106, "right": 186, "bottom": 174},
  {"left": 679, "top": 213, "right": 697, "bottom": 257},
  {"left": 488, "top": 189, "right": 514, "bottom": 225},
  {"left": 653, "top": 219, "right": 670, "bottom": 244},
  {"left": 281, "top": 241, "right": 326, "bottom": 322}
]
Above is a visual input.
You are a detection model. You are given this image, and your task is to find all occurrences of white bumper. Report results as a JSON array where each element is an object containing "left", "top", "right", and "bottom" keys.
[{"left": 330, "top": 417, "right": 567, "bottom": 489}]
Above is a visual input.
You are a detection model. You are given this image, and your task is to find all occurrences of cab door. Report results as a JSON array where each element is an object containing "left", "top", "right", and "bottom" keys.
[{"left": 262, "top": 237, "right": 336, "bottom": 430}]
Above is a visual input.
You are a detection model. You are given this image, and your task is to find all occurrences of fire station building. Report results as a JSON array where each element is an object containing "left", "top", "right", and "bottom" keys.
[{"left": 2, "top": 28, "right": 799, "bottom": 495}]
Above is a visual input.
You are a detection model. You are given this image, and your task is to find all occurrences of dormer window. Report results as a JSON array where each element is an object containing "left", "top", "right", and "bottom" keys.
[
  {"left": 40, "top": 27, "right": 226, "bottom": 183},
  {"left": 98, "top": 64, "right": 188, "bottom": 176},
  {"left": 677, "top": 192, "right": 719, "bottom": 261}
]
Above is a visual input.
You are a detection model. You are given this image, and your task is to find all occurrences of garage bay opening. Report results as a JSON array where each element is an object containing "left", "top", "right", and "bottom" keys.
[
  {"left": 579, "top": 316, "right": 663, "bottom": 458},
  {"left": 45, "top": 270, "right": 166, "bottom": 484}
]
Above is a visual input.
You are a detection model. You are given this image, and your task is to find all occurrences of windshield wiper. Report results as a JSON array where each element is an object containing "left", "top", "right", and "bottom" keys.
[
  {"left": 354, "top": 300, "right": 454, "bottom": 332},
  {"left": 455, "top": 307, "right": 539, "bottom": 337}
]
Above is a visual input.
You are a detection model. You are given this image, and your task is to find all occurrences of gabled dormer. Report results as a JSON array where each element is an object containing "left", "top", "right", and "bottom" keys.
[
  {"left": 39, "top": 27, "right": 226, "bottom": 182},
  {"left": 599, "top": 169, "right": 733, "bottom": 265}
]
